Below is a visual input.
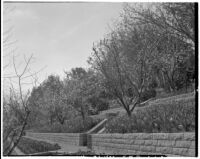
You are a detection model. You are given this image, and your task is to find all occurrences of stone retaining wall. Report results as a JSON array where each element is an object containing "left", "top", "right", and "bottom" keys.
[
  {"left": 25, "top": 132, "right": 196, "bottom": 156},
  {"left": 87, "top": 133, "right": 195, "bottom": 156},
  {"left": 25, "top": 132, "right": 86, "bottom": 146}
]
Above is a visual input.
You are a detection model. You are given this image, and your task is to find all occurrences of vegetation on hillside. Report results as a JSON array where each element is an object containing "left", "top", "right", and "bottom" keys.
[
  {"left": 30, "top": 117, "right": 100, "bottom": 133},
  {"left": 89, "top": 3, "right": 195, "bottom": 116},
  {"left": 26, "top": 3, "right": 195, "bottom": 128},
  {"left": 105, "top": 97, "right": 195, "bottom": 133}
]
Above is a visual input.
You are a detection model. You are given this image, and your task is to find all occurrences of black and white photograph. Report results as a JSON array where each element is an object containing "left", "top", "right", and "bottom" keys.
[{"left": 2, "top": 0, "right": 197, "bottom": 157}]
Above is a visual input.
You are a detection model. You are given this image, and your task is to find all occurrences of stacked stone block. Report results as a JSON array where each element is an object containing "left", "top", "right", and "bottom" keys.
[{"left": 89, "top": 133, "right": 195, "bottom": 156}]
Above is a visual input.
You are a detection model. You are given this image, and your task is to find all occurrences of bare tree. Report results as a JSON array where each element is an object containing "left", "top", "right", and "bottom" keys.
[
  {"left": 123, "top": 3, "right": 194, "bottom": 48},
  {"left": 3, "top": 54, "right": 41, "bottom": 156}
]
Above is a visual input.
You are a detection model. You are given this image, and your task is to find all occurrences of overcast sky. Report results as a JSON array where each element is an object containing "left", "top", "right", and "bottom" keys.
[{"left": 3, "top": 2, "right": 123, "bottom": 91}]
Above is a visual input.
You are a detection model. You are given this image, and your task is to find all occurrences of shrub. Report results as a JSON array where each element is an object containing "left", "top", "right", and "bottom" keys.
[
  {"left": 88, "top": 107, "right": 99, "bottom": 115},
  {"left": 109, "top": 99, "right": 121, "bottom": 108},
  {"left": 17, "top": 137, "right": 61, "bottom": 154},
  {"left": 140, "top": 89, "right": 156, "bottom": 102},
  {"left": 96, "top": 99, "right": 109, "bottom": 111},
  {"left": 88, "top": 96, "right": 109, "bottom": 112},
  {"left": 105, "top": 97, "right": 195, "bottom": 133}
]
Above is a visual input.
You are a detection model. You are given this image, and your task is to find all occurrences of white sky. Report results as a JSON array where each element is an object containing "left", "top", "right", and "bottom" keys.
[{"left": 3, "top": 2, "right": 123, "bottom": 92}]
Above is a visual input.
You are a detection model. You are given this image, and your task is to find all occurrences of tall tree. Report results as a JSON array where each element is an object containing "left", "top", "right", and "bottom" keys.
[
  {"left": 121, "top": 3, "right": 195, "bottom": 92},
  {"left": 41, "top": 75, "right": 68, "bottom": 125},
  {"left": 64, "top": 68, "right": 89, "bottom": 122},
  {"left": 90, "top": 31, "right": 150, "bottom": 117}
]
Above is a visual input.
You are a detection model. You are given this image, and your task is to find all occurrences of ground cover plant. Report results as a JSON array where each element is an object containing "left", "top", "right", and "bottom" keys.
[
  {"left": 105, "top": 97, "right": 195, "bottom": 133},
  {"left": 17, "top": 137, "right": 61, "bottom": 154}
]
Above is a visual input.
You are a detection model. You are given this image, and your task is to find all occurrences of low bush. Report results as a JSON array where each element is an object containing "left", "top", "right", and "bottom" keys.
[
  {"left": 109, "top": 100, "right": 121, "bottom": 108},
  {"left": 97, "top": 100, "right": 109, "bottom": 111},
  {"left": 34, "top": 116, "right": 100, "bottom": 133},
  {"left": 105, "top": 97, "right": 195, "bottom": 133},
  {"left": 140, "top": 89, "right": 156, "bottom": 102},
  {"left": 17, "top": 137, "right": 61, "bottom": 154},
  {"left": 88, "top": 96, "right": 109, "bottom": 113},
  {"left": 88, "top": 107, "right": 99, "bottom": 115}
]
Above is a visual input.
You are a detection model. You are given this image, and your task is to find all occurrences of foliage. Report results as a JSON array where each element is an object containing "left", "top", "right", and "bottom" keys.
[
  {"left": 88, "top": 3, "right": 195, "bottom": 117},
  {"left": 105, "top": 97, "right": 195, "bottom": 133},
  {"left": 65, "top": 67, "right": 87, "bottom": 80},
  {"left": 27, "top": 75, "right": 73, "bottom": 126},
  {"left": 17, "top": 137, "right": 61, "bottom": 154},
  {"left": 64, "top": 68, "right": 109, "bottom": 118},
  {"left": 123, "top": 3, "right": 195, "bottom": 92},
  {"left": 27, "top": 68, "right": 107, "bottom": 131},
  {"left": 90, "top": 30, "right": 149, "bottom": 116},
  {"left": 32, "top": 117, "right": 100, "bottom": 133},
  {"left": 64, "top": 74, "right": 89, "bottom": 122},
  {"left": 140, "top": 89, "right": 156, "bottom": 102},
  {"left": 87, "top": 96, "right": 109, "bottom": 112}
]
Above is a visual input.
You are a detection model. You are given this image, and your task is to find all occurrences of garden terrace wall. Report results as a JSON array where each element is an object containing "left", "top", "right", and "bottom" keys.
[
  {"left": 25, "top": 132, "right": 86, "bottom": 146},
  {"left": 87, "top": 133, "right": 195, "bottom": 156}
]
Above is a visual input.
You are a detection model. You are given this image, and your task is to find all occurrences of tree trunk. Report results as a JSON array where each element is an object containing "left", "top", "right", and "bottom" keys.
[
  {"left": 80, "top": 105, "right": 86, "bottom": 129},
  {"left": 57, "top": 117, "right": 65, "bottom": 125},
  {"left": 126, "top": 110, "right": 132, "bottom": 117},
  {"left": 81, "top": 112, "right": 86, "bottom": 130},
  {"left": 7, "top": 111, "right": 30, "bottom": 155},
  {"left": 81, "top": 110, "right": 85, "bottom": 122},
  {"left": 50, "top": 116, "right": 53, "bottom": 125},
  {"left": 60, "top": 119, "right": 65, "bottom": 125},
  {"left": 117, "top": 97, "right": 132, "bottom": 117}
]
